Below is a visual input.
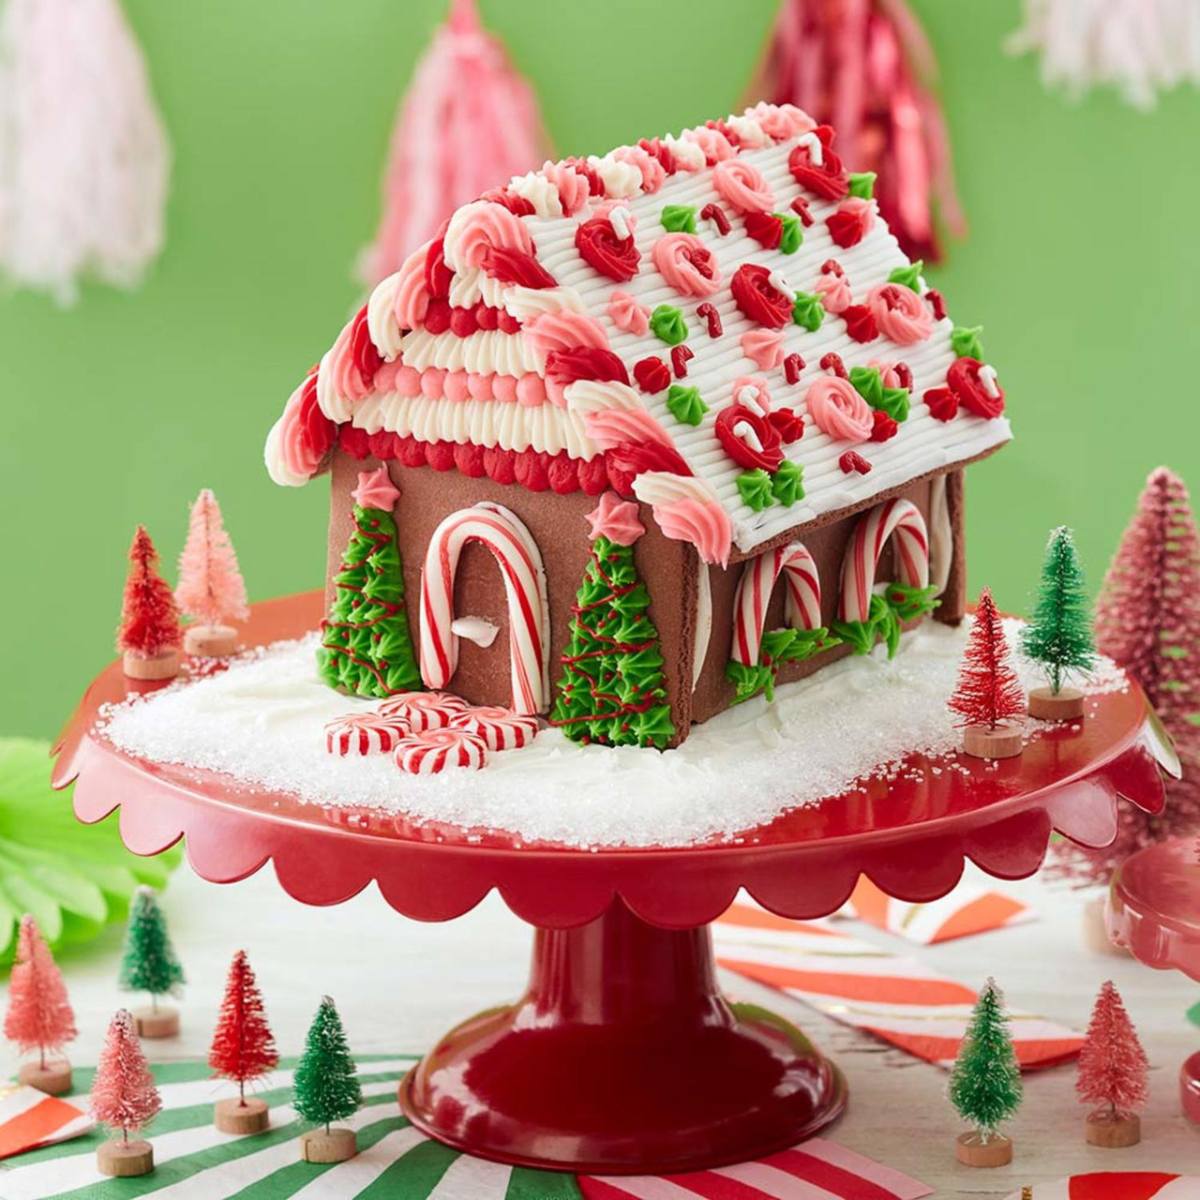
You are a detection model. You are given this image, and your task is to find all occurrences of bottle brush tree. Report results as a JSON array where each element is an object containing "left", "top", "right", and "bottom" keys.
[
  {"left": 1076, "top": 980, "right": 1148, "bottom": 1120},
  {"left": 1021, "top": 525, "right": 1096, "bottom": 694},
  {"left": 948, "top": 978, "right": 1022, "bottom": 1141},
  {"left": 119, "top": 887, "right": 184, "bottom": 1009},
  {"left": 175, "top": 488, "right": 249, "bottom": 629},
  {"left": 117, "top": 526, "right": 181, "bottom": 657},
  {"left": 91, "top": 1010, "right": 162, "bottom": 1141},
  {"left": 947, "top": 588, "right": 1026, "bottom": 729},
  {"left": 208, "top": 950, "right": 278, "bottom": 1105},
  {"left": 3, "top": 914, "right": 76, "bottom": 1069},
  {"left": 293, "top": 996, "right": 361, "bottom": 1135}
]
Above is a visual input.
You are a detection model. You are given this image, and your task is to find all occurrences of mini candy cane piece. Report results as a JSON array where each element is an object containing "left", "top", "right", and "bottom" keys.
[
  {"left": 420, "top": 503, "right": 550, "bottom": 714},
  {"left": 731, "top": 541, "right": 823, "bottom": 668},
  {"left": 325, "top": 711, "right": 411, "bottom": 757},
  {"left": 838, "top": 498, "right": 930, "bottom": 623},
  {"left": 450, "top": 707, "right": 540, "bottom": 751},
  {"left": 395, "top": 727, "right": 488, "bottom": 775},
  {"left": 378, "top": 690, "right": 469, "bottom": 732}
]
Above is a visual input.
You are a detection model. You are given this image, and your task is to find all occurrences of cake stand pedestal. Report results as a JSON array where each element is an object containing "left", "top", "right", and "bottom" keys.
[
  {"left": 1107, "top": 837, "right": 1200, "bottom": 1124},
  {"left": 54, "top": 592, "right": 1170, "bottom": 1175}
]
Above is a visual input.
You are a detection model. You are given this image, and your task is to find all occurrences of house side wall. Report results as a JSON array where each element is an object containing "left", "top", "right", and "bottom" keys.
[
  {"left": 326, "top": 450, "right": 695, "bottom": 744},
  {"left": 933, "top": 469, "right": 967, "bottom": 625}
]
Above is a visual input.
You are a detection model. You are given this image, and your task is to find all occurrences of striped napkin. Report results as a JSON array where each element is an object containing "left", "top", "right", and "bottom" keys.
[
  {"left": 0, "top": 1085, "right": 91, "bottom": 1160},
  {"left": 848, "top": 877, "right": 1034, "bottom": 944},
  {"left": 715, "top": 900, "right": 1082, "bottom": 1068},
  {"left": 0, "top": 1055, "right": 932, "bottom": 1199},
  {"left": 1007, "top": 1176, "right": 1198, "bottom": 1199}
]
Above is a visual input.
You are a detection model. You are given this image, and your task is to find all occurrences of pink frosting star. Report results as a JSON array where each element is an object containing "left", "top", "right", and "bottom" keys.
[
  {"left": 351, "top": 465, "right": 401, "bottom": 511},
  {"left": 586, "top": 490, "right": 645, "bottom": 546}
]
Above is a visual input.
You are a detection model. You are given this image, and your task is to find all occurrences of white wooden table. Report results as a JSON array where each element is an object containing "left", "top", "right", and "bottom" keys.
[{"left": 12, "top": 861, "right": 1199, "bottom": 1198}]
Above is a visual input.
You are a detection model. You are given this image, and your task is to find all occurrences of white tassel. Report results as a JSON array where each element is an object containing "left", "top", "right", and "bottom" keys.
[
  {"left": 0, "top": 0, "right": 170, "bottom": 303},
  {"left": 1008, "top": 0, "right": 1200, "bottom": 109}
]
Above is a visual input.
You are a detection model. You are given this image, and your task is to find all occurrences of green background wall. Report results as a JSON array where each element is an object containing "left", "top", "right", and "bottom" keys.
[{"left": 3, "top": 0, "right": 1197, "bottom": 737}]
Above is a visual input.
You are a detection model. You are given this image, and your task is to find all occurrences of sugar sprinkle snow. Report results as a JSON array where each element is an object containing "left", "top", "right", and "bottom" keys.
[{"left": 100, "top": 619, "right": 1126, "bottom": 849}]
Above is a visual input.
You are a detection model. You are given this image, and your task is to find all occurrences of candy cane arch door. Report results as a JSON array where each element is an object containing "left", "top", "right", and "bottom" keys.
[
  {"left": 838, "top": 498, "right": 930, "bottom": 622},
  {"left": 730, "top": 541, "right": 823, "bottom": 668},
  {"left": 419, "top": 503, "right": 550, "bottom": 715}
]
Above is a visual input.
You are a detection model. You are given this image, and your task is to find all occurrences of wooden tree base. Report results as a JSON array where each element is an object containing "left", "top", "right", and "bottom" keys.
[
  {"left": 132, "top": 1005, "right": 180, "bottom": 1039},
  {"left": 962, "top": 724, "right": 1024, "bottom": 760},
  {"left": 1086, "top": 1110, "right": 1141, "bottom": 1147},
  {"left": 122, "top": 649, "right": 180, "bottom": 681},
  {"left": 1082, "top": 895, "right": 1130, "bottom": 957},
  {"left": 215, "top": 1096, "right": 269, "bottom": 1134},
  {"left": 300, "top": 1127, "right": 357, "bottom": 1163},
  {"left": 1028, "top": 686, "right": 1085, "bottom": 721},
  {"left": 184, "top": 624, "right": 238, "bottom": 657},
  {"left": 955, "top": 1131, "right": 1013, "bottom": 1167},
  {"left": 98, "top": 1138, "right": 154, "bottom": 1177},
  {"left": 17, "top": 1060, "right": 72, "bottom": 1096}
]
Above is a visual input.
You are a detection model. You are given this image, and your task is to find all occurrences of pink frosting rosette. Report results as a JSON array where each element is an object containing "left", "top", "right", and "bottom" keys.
[
  {"left": 712, "top": 158, "right": 776, "bottom": 214},
  {"left": 812, "top": 269, "right": 852, "bottom": 315},
  {"left": 607, "top": 290, "right": 650, "bottom": 335},
  {"left": 652, "top": 233, "right": 721, "bottom": 297},
  {"left": 865, "top": 284, "right": 934, "bottom": 346},
  {"left": 805, "top": 375, "right": 874, "bottom": 443},
  {"left": 740, "top": 329, "right": 785, "bottom": 371}
]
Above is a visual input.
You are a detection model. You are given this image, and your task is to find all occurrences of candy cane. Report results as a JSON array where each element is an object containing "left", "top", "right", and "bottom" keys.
[
  {"left": 450, "top": 706, "right": 540, "bottom": 751},
  {"left": 378, "top": 691, "right": 468, "bottom": 732},
  {"left": 324, "top": 711, "right": 410, "bottom": 757},
  {"left": 838, "top": 498, "right": 930, "bottom": 623},
  {"left": 731, "top": 541, "right": 822, "bottom": 667},
  {"left": 419, "top": 503, "right": 549, "bottom": 714},
  {"left": 395, "top": 727, "right": 489, "bottom": 775}
]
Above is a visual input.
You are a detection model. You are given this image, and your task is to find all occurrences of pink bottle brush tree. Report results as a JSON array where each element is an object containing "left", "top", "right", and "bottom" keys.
[
  {"left": 91, "top": 1009, "right": 162, "bottom": 1140},
  {"left": 176, "top": 488, "right": 248, "bottom": 657},
  {"left": 4, "top": 915, "right": 76, "bottom": 1086}
]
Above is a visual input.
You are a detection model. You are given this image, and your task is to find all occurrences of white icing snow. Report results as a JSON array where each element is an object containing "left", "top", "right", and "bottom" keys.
[{"left": 100, "top": 619, "right": 1127, "bottom": 850}]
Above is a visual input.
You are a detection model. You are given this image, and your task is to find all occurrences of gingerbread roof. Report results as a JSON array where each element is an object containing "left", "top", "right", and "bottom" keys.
[{"left": 265, "top": 103, "right": 1010, "bottom": 565}]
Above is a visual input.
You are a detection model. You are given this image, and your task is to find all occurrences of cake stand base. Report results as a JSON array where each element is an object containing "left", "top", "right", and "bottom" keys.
[{"left": 398, "top": 899, "right": 846, "bottom": 1175}]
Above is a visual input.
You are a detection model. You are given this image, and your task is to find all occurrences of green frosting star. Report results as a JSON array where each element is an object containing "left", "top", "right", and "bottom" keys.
[
  {"left": 650, "top": 304, "right": 688, "bottom": 345},
  {"left": 779, "top": 213, "right": 803, "bottom": 254},
  {"left": 737, "top": 469, "right": 775, "bottom": 512},
  {"left": 849, "top": 366, "right": 884, "bottom": 408},
  {"left": 661, "top": 204, "right": 697, "bottom": 233},
  {"left": 791, "top": 291, "right": 825, "bottom": 332},
  {"left": 771, "top": 460, "right": 805, "bottom": 505},
  {"left": 888, "top": 261, "right": 924, "bottom": 292},
  {"left": 880, "top": 387, "right": 911, "bottom": 422},
  {"left": 666, "top": 383, "right": 707, "bottom": 426},
  {"left": 848, "top": 171, "right": 877, "bottom": 199},
  {"left": 951, "top": 325, "right": 985, "bottom": 359}
]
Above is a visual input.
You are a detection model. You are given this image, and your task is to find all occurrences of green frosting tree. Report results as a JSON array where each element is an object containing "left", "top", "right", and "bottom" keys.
[
  {"left": 550, "top": 535, "right": 675, "bottom": 749},
  {"left": 293, "top": 996, "right": 362, "bottom": 1134},
  {"left": 1021, "top": 526, "right": 1096, "bottom": 694},
  {"left": 318, "top": 502, "right": 420, "bottom": 699},
  {"left": 118, "top": 887, "right": 184, "bottom": 1008},
  {"left": 948, "top": 978, "right": 1023, "bottom": 1141}
]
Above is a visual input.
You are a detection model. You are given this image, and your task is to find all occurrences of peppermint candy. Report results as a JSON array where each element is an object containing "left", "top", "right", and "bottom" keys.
[
  {"left": 395, "top": 727, "right": 488, "bottom": 775},
  {"left": 378, "top": 691, "right": 468, "bottom": 732},
  {"left": 451, "top": 707, "right": 540, "bottom": 752},
  {"left": 325, "top": 711, "right": 408, "bottom": 757}
]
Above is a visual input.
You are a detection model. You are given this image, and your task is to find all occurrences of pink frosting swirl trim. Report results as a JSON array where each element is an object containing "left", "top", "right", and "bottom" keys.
[
  {"left": 682, "top": 125, "right": 736, "bottom": 165},
  {"left": 812, "top": 270, "right": 852, "bottom": 315},
  {"left": 541, "top": 160, "right": 590, "bottom": 216},
  {"left": 524, "top": 310, "right": 610, "bottom": 362},
  {"left": 450, "top": 203, "right": 534, "bottom": 272},
  {"left": 866, "top": 284, "right": 934, "bottom": 346},
  {"left": 652, "top": 233, "right": 721, "bottom": 297},
  {"left": 614, "top": 145, "right": 666, "bottom": 194},
  {"left": 712, "top": 158, "right": 776, "bottom": 215},
  {"left": 607, "top": 289, "right": 650, "bottom": 336},
  {"left": 653, "top": 496, "right": 733, "bottom": 568},
  {"left": 748, "top": 101, "right": 815, "bottom": 140},
  {"left": 392, "top": 245, "right": 431, "bottom": 330},
  {"left": 805, "top": 375, "right": 873, "bottom": 443}
]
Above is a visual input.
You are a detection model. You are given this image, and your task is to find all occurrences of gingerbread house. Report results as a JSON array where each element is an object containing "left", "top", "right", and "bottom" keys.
[{"left": 265, "top": 103, "right": 1010, "bottom": 749}]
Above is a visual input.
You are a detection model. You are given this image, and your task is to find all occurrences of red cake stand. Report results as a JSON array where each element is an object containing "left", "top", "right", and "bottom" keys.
[
  {"left": 54, "top": 592, "right": 1170, "bottom": 1175},
  {"left": 1106, "top": 837, "right": 1200, "bottom": 1123}
]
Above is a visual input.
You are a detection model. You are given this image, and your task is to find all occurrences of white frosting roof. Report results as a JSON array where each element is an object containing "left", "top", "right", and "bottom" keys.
[{"left": 266, "top": 104, "right": 1010, "bottom": 558}]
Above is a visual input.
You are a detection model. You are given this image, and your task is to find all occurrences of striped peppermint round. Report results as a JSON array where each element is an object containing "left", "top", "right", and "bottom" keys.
[
  {"left": 450, "top": 707, "right": 540, "bottom": 751},
  {"left": 325, "top": 711, "right": 409, "bottom": 757},
  {"left": 731, "top": 540, "right": 822, "bottom": 668},
  {"left": 395, "top": 727, "right": 489, "bottom": 775},
  {"left": 838, "top": 497, "right": 930, "bottom": 623},
  {"left": 378, "top": 691, "right": 469, "bottom": 732}
]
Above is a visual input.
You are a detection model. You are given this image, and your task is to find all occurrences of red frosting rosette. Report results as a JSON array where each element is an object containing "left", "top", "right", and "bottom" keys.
[
  {"left": 714, "top": 403, "right": 784, "bottom": 472},
  {"left": 575, "top": 216, "right": 640, "bottom": 282},
  {"left": 947, "top": 357, "right": 1005, "bottom": 418},
  {"left": 730, "top": 264, "right": 792, "bottom": 330},
  {"left": 787, "top": 126, "right": 848, "bottom": 201}
]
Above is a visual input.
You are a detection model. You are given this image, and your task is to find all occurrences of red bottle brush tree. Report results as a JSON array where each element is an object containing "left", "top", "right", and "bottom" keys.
[
  {"left": 91, "top": 1009, "right": 162, "bottom": 1140},
  {"left": 118, "top": 526, "right": 181, "bottom": 657},
  {"left": 948, "top": 588, "right": 1025, "bottom": 729},
  {"left": 1059, "top": 467, "right": 1200, "bottom": 883},
  {"left": 175, "top": 489, "right": 248, "bottom": 629},
  {"left": 1077, "top": 980, "right": 1148, "bottom": 1119},
  {"left": 209, "top": 950, "right": 278, "bottom": 1104},
  {"left": 3, "top": 915, "right": 76, "bottom": 1068}
]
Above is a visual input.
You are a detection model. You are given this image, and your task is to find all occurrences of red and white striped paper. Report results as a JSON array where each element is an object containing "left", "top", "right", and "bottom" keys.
[
  {"left": 848, "top": 877, "right": 1034, "bottom": 945},
  {"left": 1006, "top": 1176, "right": 1198, "bottom": 1199},
  {"left": 581, "top": 1138, "right": 931, "bottom": 1199},
  {"left": 0, "top": 1085, "right": 91, "bottom": 1160},
  {"left": 714, "top": 901, "right": 1082, "bottom": 1069}
]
